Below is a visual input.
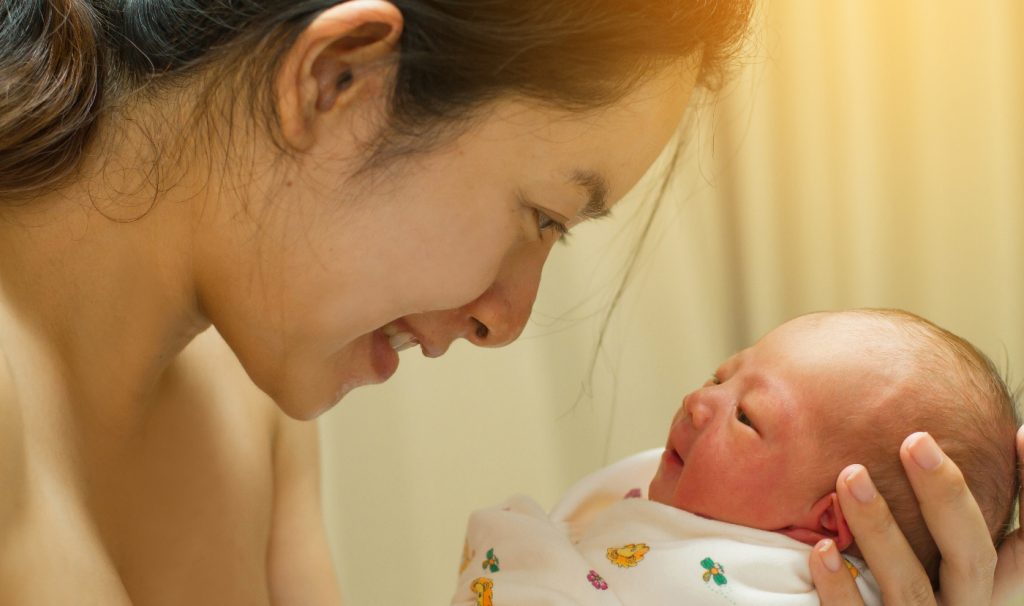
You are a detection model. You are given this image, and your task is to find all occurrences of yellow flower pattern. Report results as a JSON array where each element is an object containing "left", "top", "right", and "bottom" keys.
[
  {"left": 843, "top": 558, "right": 860, "bottom": 580},
  {"left": 471, "top": 577, "right": 494, "bottom": 606},
  {"left": 606, "top": 543, "right": 650, "bottom": 568}
]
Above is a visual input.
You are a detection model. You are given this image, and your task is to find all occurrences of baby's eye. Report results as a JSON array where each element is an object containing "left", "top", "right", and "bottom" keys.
[{"left": 737, "top": 409, "right": 754, "bottom": 428}]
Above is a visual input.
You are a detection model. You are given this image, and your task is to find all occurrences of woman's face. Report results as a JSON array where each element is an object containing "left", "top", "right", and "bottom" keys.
[{"left": 196, "top": 64, "right": 699, "bottom": 419}]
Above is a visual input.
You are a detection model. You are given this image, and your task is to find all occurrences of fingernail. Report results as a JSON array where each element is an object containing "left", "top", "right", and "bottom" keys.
[
  {"left": 817, "top": 539, "right": 842, "bottom": 572},
  {"left": 844, "top": 465, "right": 877, "bottom": 503},
  {"left": 908, "top": 431, "right": 943, "bottom": 470}
]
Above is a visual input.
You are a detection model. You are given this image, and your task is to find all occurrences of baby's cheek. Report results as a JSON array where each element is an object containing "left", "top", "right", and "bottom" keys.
[
  {"left": 727, "top": 463, "right": 797, "bottom": 527},
  {"left": 689, "top": 456, "right": 794, "bottom": 528}
]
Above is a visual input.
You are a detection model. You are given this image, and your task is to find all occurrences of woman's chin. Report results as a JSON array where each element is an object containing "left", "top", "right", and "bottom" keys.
[
  {"left": 265, "top": 365, "right": 375, "bottom": 421},
  {"left": 256, "top": 331, "right": 404, "bottom": 420},
  {"left": 314, "top": 332, "right": 402, "bottom": 416}
]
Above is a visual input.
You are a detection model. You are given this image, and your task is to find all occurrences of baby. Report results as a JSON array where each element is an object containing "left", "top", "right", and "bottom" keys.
[{"left": 450, "top": 309, "right": 1021, "bottom": 606}]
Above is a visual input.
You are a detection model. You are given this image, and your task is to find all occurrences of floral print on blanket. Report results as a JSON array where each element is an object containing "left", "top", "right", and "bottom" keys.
[
  {"left": 471, "top": 577, "right": 494, "bottom": 606},
  {"left": 481, "top": 548, "right": 501, "bottom": 573},
  {"left": 587, "top": 570, "right": 609, "bottom": 590},
  {"left": 459, "top": 540, "right": 474, "bottom": 574},
  {"left": 699, "top": 557, "right": 738, "bottom": 605},
  {"left": 700, "top": 557, "right": 728, "bottom": 585},
  {"left": 606, "top": 543, "right": 650, "bottom": 568},
  {"left": 843, "top": 558, "right": 860, "bottom": 579}
]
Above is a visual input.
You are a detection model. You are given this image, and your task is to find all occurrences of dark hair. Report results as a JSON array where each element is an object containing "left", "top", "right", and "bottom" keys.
[
  {"left": 0, "top": 0, "right": 103, "bottom": 200},
  {"left": 0, "top": 0, "right": 752, "bottom": 202}
]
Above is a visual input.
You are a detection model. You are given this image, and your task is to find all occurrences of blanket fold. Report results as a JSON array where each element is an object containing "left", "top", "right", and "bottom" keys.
[{"left": 451, "top": 450, "right": 882, "bottom": 606}]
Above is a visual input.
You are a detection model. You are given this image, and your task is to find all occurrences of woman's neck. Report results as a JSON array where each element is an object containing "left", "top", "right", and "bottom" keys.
[{"left": 0, "top": 182, "right": 211, "bottom": 439}]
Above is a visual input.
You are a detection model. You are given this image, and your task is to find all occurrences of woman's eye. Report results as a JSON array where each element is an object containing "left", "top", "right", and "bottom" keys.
[
  {"left": 737, "top": 409, "right": 754, "bottom": 429},
  {"left": 704, "top": 374, "right": 722, "bottom": 387},
  {"left": 535, "top": 209, "right": 569, "bottom": 240}
]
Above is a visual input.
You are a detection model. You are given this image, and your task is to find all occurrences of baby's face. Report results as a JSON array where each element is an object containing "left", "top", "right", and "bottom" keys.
[{"left": 649, "top": 314, "right": 903, "bottom": 532}]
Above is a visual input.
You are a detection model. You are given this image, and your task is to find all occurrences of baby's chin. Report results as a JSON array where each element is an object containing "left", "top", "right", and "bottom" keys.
[
  {"left": 647, "top": 480, "right": 664, "bottom": 504},
  {"left": 646, "top": 466, "right": 679, "bottom": 507},
  {"left": 647, "top": 447, "right": 686, "bottom": 506}
]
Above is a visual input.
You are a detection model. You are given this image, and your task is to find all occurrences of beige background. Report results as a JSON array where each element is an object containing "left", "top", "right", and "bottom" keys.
[{"left": 320, "top": 2, "right": 1024, "bottom": 604}]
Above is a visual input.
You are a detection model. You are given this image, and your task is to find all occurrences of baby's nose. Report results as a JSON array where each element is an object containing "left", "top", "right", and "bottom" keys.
[{"left": 687, "top": 396, "right": 713, "bottom": 430}]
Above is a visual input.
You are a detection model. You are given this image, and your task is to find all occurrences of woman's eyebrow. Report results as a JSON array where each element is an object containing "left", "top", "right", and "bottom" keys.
[{"left": 570, "top": 169, "right": 611, "bottom": 220}]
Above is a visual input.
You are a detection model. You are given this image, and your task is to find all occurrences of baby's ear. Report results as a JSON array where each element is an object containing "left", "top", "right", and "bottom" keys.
[{"left": 777, "top": 492, "right": 854, "bottom": 551}]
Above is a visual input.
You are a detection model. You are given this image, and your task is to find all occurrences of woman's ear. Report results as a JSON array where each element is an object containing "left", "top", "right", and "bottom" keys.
[
  {"left": 276, "top": 0, "right": 404, "bottom": 150},
  {"left": 778, "top": 492, "right": 855, "bottom": 551}
]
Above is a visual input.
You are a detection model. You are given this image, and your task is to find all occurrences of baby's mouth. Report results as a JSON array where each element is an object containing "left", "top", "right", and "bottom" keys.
[{"left": 668, "top": 445, "right": 685, "bottom": 467}]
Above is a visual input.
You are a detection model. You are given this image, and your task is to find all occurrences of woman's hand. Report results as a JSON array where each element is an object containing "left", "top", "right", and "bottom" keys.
[
  {"left": 810, "top": 428, "right": 1024, "bottom": 605},
  {"left": 993, "top": 426, "right": 1024, "bottom": 606}
]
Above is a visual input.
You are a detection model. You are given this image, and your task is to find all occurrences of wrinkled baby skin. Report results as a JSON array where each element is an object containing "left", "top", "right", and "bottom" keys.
[{"left": 648, "top": 313, "right": 912, "bottom": 549}]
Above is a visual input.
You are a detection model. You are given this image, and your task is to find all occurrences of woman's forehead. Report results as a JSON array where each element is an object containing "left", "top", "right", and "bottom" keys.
[{"left": 459, "top": 64, "right": 698, "bottom": 197}]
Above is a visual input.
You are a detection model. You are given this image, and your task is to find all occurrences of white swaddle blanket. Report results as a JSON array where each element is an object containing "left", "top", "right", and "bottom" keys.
[{"left": 451, "top": 449, "right": 882, "bottom": 606}]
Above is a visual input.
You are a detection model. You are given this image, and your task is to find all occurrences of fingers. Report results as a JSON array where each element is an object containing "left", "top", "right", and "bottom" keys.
[
  {"left": 900, "top": 432, "right": 996, "bottom": 606},
  {"left": 810, "top": 539, "right": 865, "bottom": 606},
  {"left": 991, "top": 426, "right": 1024, "bottom": 606},
  {"left": 1018, "top": 426, "right": 1023, "bottom": 529},
  {"left": 836, "top": 464, "right": 937, "bottom": 606}
]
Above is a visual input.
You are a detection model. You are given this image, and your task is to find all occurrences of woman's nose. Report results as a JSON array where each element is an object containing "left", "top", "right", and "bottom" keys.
[
  {"left": 463, "top": 244, "right": 547, "bottom": 348},
  {"left": 462, "top": 278, "right": 536, "bottom": 348}
]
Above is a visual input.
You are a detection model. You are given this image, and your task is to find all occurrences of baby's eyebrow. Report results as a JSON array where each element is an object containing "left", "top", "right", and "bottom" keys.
[
  {"left": 719, "top": 351, "right": 745, "bottom": 374},
  {"left": 742, "top": 372, "right": 782, "bottom": 424},
  {"left": 746, "top": 370, "right": 769, "bottom": 390}
]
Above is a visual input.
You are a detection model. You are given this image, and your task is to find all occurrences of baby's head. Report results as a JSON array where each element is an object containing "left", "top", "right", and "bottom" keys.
[{"left": 648, "top": 309, "right": 1020, "bottom": 583}]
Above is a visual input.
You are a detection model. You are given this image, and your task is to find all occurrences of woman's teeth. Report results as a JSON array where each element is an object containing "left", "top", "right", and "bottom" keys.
[
  {"left": 382, "top": 323, "right": 418, "bottom": 351},
  {"left": 389, "top": 332, "right": 418, "bottom": 351}
]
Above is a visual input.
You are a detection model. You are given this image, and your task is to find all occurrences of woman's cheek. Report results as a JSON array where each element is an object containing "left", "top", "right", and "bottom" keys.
[{"left": 397, "top": 245, "right": 502, "bottom": 313}]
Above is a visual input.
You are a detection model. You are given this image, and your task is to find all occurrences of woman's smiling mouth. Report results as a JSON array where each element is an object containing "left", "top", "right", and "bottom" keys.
[{"left": 382, "top": 322, "right": 419, "bottom": 351}]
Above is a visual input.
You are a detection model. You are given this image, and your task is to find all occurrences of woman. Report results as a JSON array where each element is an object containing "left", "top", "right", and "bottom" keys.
[{"left": 0, "top": 0, "right": 1019, "bottom": 604}]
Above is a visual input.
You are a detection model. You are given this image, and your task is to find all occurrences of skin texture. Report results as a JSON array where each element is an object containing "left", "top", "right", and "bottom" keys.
[
  {"left": 647, "top": 313, "right": 908, "bottom": 550},
  {"left": 0, "top": 1, "right": 1017, "bottom": 603},
  {"left": 649, "top": 313, "right": 1024, "bottom": 606},
  {"left": 205, "top": 2, "right": 701, "bottom": 421},
  {"left": 0, "top": 2, "right": 698, "bottom": 604},
  {"left": 813, "top": 428, "right": 1024, "bottom": 606}
]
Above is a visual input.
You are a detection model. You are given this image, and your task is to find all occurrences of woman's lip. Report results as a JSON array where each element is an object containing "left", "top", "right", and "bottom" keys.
[{"left": 369, "top": 329, "right": 400, "bottom": 381}]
